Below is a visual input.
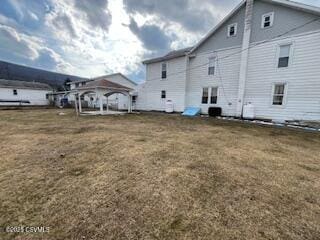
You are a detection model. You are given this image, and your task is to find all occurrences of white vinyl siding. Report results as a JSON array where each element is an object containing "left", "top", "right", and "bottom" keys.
[
  {"left": 245, "top": 31, "right": 320, "bottom": 121},
  {"left": 137, "top": 56, "right": 187, "bottom": 112},
  {"left": 186, "top": 47, "right": 241, "bottom": 115}
]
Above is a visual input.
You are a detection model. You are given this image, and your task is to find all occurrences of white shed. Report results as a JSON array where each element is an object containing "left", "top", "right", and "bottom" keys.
[{"left": 0, "top": 79, "right": 52, "bottom": 106}]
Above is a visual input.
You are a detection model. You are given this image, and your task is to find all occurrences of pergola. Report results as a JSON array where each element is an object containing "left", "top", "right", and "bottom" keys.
[{"left": 72, "top": 79, "right": 133, "bottom": 115}]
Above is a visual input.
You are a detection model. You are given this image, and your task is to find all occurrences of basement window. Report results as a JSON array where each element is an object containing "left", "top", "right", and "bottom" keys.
[
  {"left": 227, "top": 23, "right": 237, "bottom": 37},
  {"left": 161, "top": 62, "right": 167, "bottom": 79},
  {"left": 161, "top": 90, "right": 166, "bottom": 99},
  {"left": 208, "top": 57, "right": 216, "bottom": 75},
  {"left": 202, "top": 87, "right": 209, "bottom": 104},
  {"left": 272, "top": 83, "right": 286, "bottom": 105},
  {"left": 278, "top": 44, "right": 291, "bottom": 68},
  {"left": 262, "top": 12, "right": 274, "bottom": 28},
  {"left": 13, "top": 89, "right": 18, "bottom": 95}
]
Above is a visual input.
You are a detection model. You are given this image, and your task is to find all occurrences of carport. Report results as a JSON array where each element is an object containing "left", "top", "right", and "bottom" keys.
[{"left": 72, "top": 79, "right": 133, "bottom": 115}]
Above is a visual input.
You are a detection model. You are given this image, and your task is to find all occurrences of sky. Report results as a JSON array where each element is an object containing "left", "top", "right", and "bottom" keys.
[{"left": 0, "top": 0, "right": 319, "bottom": 83}]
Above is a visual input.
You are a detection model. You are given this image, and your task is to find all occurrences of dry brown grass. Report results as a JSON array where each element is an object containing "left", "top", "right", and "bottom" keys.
[{"left": 0, "top": 109, "right": 319, "bottom": 240}]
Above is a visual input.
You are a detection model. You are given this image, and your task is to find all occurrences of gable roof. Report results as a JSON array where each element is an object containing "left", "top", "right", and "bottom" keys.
[
  {"left": 142, "top": 47, "right": 193, "bottom": 64},
  {"left": 190, "top": 0, "right": 320, "bottom": 54},
  {"left": 0, "top": 79, "right": 52, "bottom": 90},
  {"left": 75, "top": 79, "right": 133, "bottom": 91},
  {"left": 94, "top": 73, "right": 138, "bottom": 86},
  {"left": 68, "top": 73, "right": 137, "bottom": 86}
]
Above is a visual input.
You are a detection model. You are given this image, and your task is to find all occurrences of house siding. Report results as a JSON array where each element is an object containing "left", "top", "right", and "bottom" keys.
[
  {"left": 137, "top": 56, "right": 187, "bottom": 112},
  {"left": 137, "top": 0, "right": 320, "bottom": 121},
  {"left": 194, "top": 5, "right": 245, "bottom": 55},
  {"left": 0, "top": 88, "right": 50, "bottom": 106},
  {"left": 245, "top": 31, "right": 320, "bottom": 121},
  {"left": 251, "top": 0, "right": 320, "bottom": 43},
  {"left": 186, "top": 47, "right": 242, "bottom": 115}
]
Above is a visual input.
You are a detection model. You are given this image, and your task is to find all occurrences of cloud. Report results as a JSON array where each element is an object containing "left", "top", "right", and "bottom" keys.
[
  {"left": 127, "top": 18, "right": 173, "bottom": 54},
  {"left": 0, "top": 24, "right": 74, "bottom": 73},
  {"left": 123, "top": 0, "right": 228, "bottom": 33},
  {"left": 73, "top": 0, "right": 112, "bottom": 31}
]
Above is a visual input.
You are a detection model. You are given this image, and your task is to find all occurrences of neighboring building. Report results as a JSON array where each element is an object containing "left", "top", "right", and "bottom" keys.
[
  {"left": 68, "top": 73, "right": 138, "bottom": 110},
  {"left": 0, "top": 79, "right": 52, "bottom": 106},
  {"left": 137, "top": 0, "right": 320, "bottom": 122}
]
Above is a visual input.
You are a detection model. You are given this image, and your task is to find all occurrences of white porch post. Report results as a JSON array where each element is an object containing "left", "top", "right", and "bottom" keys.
[
  {"left": 106, "top": 96, "right": 109, "bottom": 112},
  {"left": 99, "top": 92, "right": 103, "bottom": 114},
  {"left": 128, "top": 94, "right": 132, "bottom": 113},
  {"left": 78, "top": 94, "right": 82, "bottom": 113},
  {"left": 74, "top": 93, "right": 79, "bottom": 115}
]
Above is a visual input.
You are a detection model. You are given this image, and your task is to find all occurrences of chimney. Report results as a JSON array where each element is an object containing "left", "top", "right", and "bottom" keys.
[{"left": 236, "top": 0, "right": 254, "bottom": 117}]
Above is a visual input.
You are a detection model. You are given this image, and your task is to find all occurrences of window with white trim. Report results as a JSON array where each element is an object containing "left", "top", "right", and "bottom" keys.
[
  {"left": 13, "top": 89, "right": 18, "bottom": 95},
  {"left": 227, "top": 23, "right": 237, "bottom": 37},
  {"left": 278, "top": 44, "right": 291, "bottom": 68},
  {"left": 262, "top": 12, "right": 274, "bottom": 28},
  {"left": 161, "top": 90, "right": 166, "bottom": 99},
  {"left": 202, "top": 87, "right": 209, "bottom": 104},
  {"left": 272, "top": 83, "right": 286, "bottom": 105},
  {"left": 208, "top": 57, "right": 216, "bottom": 75},
  {"left": 210, "top": 87, "right": 218, "bottom": 104},
  {"left": 161, "top": 62, "right": 167, "bottom": 79}
]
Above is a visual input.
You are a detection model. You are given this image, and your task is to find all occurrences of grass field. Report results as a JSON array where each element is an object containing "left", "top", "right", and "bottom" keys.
[{"left": 0, "top": 109, "right": 319, "bottom": 240}]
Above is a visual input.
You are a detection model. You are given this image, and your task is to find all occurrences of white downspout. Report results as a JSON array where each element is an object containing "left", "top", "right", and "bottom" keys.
[{"left": 236, "top": 0, "right": 254, "bottom": 117}]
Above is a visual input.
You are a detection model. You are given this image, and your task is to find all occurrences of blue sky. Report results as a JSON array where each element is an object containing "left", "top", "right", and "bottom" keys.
[{"left": 0, "top": 0, "right": 319, "bottom": 83}]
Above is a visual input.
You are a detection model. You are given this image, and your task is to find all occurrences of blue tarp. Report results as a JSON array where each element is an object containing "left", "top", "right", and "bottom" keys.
[{"left": 182, "top": 107, "right": 201, "bottom": 117}]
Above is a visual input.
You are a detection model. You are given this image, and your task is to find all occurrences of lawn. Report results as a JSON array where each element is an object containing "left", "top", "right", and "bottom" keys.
[{"left": 0, "top": 109, "right": 319, "bottom": 240}]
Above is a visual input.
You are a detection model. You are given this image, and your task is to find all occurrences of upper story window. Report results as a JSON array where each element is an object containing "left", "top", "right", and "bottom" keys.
[
  {"left": 272, "top": 83, "right": 286, "bottom": 105},
  {"left": 278, "top": 44, "right": 291, "bottom": 68},
  {"left": 13, "top": 89, "right": 18, "bottom": 95},
  {"left": 261, "top": 12, "right": 274, "bottom": 28},
  {"left": 75, "top": 83, "right": 79, "bottom": 88},
  {"left": 82, "top": 82, "right": 86, "bottom": 86},
  {"left": 227, "top": 23, "right": 237, "bottom": 37},
  {"left": 161, "top": 62, "right": 167, "bottom": 79},
  {"left": 208, "top": 57, "right": 216, "bottom": 75}
]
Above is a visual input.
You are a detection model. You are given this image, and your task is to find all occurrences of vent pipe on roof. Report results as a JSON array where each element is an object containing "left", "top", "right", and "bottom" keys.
[{"left": 236, "top": 0, "right": 254, "bottom": 117}]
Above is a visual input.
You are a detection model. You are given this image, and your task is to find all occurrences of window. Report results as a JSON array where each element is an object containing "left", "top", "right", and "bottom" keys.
[
  {"left": 272, "top": 83, "right": 286, "bottom": 105},
  {"left": 80, "top": 95, "right": 85, "bottom": 101},
  {"left": 210, "top": 87, "right": 218, "bottom": 104},
  {"left": 132, "top": 96, "right": 137, "bottom": 103},
  {"left": 46, "top": 94, "right": 49, "bottom": 99},
  {"left": 82, "top": 82, "right": 86, "bottom": 86},
  {"left": 227, "top": 23, "right": 237, "bottom": 37},
  {"left": 161, "top": 62, "right": 167, "bottom": 79},
  {"left": 208, "top": 57, "right": 216, "bottom": 75},
  {"left": 13, "top": 89, "right": 17, "bottom": 95},
  {"left": 262, "top": 12, "right": 274, "bottom": 28},
  {"left": 278, "top": 44, "right": 291, "bottom": 68},
  {"left": 202, "top": 87, "right": 209, "bottom": 104},
  {"left": 75, "top": 83, "right": 79, "bottom": 88},
  {"left": 161, "top": 90, "right": 166, "bottom": 99}
]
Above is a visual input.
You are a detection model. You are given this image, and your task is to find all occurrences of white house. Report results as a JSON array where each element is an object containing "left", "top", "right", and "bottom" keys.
[
  {"left": 136, "top": 0, "right": 320, "bottom": 122},
  {"left": 68, "top": 73, "right": 138, "bottom": 110},
  {"left": 0, "top": 79, "right": 52, "bottom": 106}
]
